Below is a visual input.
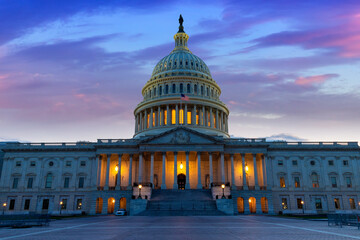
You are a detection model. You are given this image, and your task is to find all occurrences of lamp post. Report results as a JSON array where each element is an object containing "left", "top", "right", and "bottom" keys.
[
  {"left": 60, "top": 201, "right": 63, "bottom": 215},
  {"left": 138, "top": 184, "right": 142, "bottom": 199},
  {"left": 2, "top": 203, "right": 6, "bottom": 215},
  {"left": 221, "top": 184, "right": 226, "bottom": 199},
  {"left": 301, "top": 200, "right": 304, "bottom": 214}
]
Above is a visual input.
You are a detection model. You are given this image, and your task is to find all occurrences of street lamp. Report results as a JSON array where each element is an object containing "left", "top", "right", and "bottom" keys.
[
  {"left": 301, "top": 200, "right": 304, "bottom": 214},
  {"left": 60, "top": 201, "right": 63, "bottom": 215},
  {"left": 2, "top": 203, "right": 6, "bottom": 215},
  {"left": 221, "top": 184, "right": 226, "bottom": 199},
  {"left": 115, "top": 166, "right": 119, "bottom": 173},
  {"left": 180, "top": 162, "right": 183, "bottom": 170},
  {"left": 138, "top": 184, "right": 142, "bottom": 199}
]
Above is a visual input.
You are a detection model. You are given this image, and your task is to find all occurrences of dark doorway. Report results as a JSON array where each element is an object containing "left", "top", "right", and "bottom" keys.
[{"left": 177, "top": 174, "right": 186, "bottom": 190}]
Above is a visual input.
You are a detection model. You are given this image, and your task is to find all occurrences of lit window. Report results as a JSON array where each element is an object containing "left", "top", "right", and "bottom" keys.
[
  {"left": 297, "top": 198, "right": 303, "bottom": 209},
  {"left": 164, "top": 110, "right": 167, "bottom": 125},
  {"left": 334, "top": 198, "right": 340, "bottom": 209},
  {"left": 196, "top": 113, "right": 199, "bottom": 125},
  {"left": 153, "top": 112, "right": 155, "bottom": 126},
  {"left": 187, "top": 111, "right": 191, "bottom": 124},
  {"left": 179, "top": 109, "right": 184, "bottom": 124},
  {"left": 311, "top": 173, "right": 319, "bottom": 188},
  {"left": 280, "top": 177, "right": 286, "bottom": 188},
  {"left": 281, "top": 198, "right": 288, "bottom": 209},
  {"left": 294, "top": 177, "right": 300, "bottom": 188},
  {"left": 171, "top": 109, "right": 176, "bottom": 125},
  {"left": 147, "top": 114, "right": 149, "bottom": 128},
  {"left": 76, "top": 199, "right": 83, "bottom": 210},
  {"left": 349, "top": 198, "right": 356, "bottom": 209}
]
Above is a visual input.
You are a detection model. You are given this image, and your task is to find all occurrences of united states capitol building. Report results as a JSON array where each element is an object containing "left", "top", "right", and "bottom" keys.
[{"left": 1, "top": 17, "right": 359, "bottom": 216}]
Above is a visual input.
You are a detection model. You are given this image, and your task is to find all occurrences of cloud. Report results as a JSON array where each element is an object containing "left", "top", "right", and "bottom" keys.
[
  {"left": 295, "top": 74, "right": 338, "bottom": 86},
  {"left": 266, "top": 133, "right": 306, "bottom": 142}
]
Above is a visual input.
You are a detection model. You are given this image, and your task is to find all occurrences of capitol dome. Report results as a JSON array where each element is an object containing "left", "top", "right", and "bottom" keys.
[{"left": 134, "top": 15, "right": 229, "bottom": 138}]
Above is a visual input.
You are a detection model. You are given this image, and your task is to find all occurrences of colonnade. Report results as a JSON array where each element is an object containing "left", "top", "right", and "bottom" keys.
[
  {"left": 134, "top": 104, "right": 228, "bottom": 133},
  {"left": 97, "top": 152, "right": 270, "bottom": 191}
]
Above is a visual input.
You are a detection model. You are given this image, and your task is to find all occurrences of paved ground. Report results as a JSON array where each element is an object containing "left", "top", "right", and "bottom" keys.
[{"left": 0, "top": 215, "right": 360, "bottom": 240}]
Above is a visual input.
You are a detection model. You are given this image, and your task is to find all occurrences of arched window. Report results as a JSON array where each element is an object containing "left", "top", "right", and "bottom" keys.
[
  {"left": 180, "top": 84, "right": 183, "bottom": 93},
  {"left": 154, "top": 87, "right": 157, "bottom": 96},
  {"left": 211, "top": 89, "right": 214, "bottom": 97},
  {"left": 201, "top": 86, "right": 204, "bottom": 95},
  {"left": 172, "top": 84, "right": 176, "bottom": 93},
  {"left": 187, "top": 84, "right": 191, "bottom": 93},
  {"left": 206, "top": 87, "right": 209, "bottom": 96},
  {"left": 311, "top": 173, "right": 319, "bottom": 188},
  {"left": 45, "top": 173, "right": 52, "bottom": 188},
  {"left": 159, "top": 86, "right": 162, "bottom": 96},
  {"left": 165, "top": 85, "right": 169, "bottom": 94},
  {"left": 194, "top": 84, "right": 198, "bottom": 94},
  {"left": 149, "top": 90, "right": 151, "bottom": 98}
]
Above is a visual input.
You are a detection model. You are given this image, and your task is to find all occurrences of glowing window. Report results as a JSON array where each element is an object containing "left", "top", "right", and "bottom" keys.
[
  {"left": 187, "top": 112, "right": 191, "bottom": 124},
  {"left": 179, "top": 109, "right": 184, "bottom": 124},
  {"left": 196, "top": 114, "right": 199, "bottom": 125},
  {"left": 153, "top": 112, "right": 155, "bottom": 127},
  {"left": 147, "top": 114, "right": 149, "bottom": 128},
  {"left": 164, "top": 110, "right": 167, "bottom": 125},
  {"left": 280, "top": 177, "right": 286, "bottom": 188},
  {"left": 171, "top": 109, "right": 176, "bottom": 125}
]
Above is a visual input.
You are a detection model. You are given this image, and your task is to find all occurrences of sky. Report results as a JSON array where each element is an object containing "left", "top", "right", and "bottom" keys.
[{"left": 0, "top": 0, "right": 359, "bottom": 143}]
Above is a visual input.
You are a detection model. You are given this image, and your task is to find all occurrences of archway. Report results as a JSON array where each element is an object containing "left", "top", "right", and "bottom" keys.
[
  {"left": 108, "top": 197, "right": 115, "bottom": 214},
  {"left": 177, "top": 174, "right": 186, "bottom": 190},
  {"left": 120, "top": 197, "right": 126, "bottom": 209},
  {"left": 261, "top": 197, "right": 268, "bottom": 213},
  {"left": 237, "top": 197, "right": 244, "bottom": 213},
  {"left": 249, "top": 197, "right": 256, "bottom": 213},
  {"left": 95, "top": 197, "right": 103, "bottom": 214}
]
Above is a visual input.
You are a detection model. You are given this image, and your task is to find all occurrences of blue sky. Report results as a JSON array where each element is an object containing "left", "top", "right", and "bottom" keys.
[{"left": 0, "top": 0, "right": 359, "bottom": 142}]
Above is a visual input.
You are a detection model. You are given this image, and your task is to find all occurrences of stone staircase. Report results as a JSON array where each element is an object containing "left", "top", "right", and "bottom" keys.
[{"left": 136, "top": 189, "right": 225, "bottom": 216}]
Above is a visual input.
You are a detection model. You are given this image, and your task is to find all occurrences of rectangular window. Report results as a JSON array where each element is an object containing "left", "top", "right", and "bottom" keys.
[
  {"left": 78, "top": 177, "right": 84, "bottom": 188},
  {"left": 343, "top": 160, "right": 349, "bottom": 166},
  {"left": 315, "top": 198, "right": 322, "bottom": 209},
  {"left": 61, "top": 199, "right": 67, "bottom": 209},
  {"left": 9, "top": 199, "right": 15, "bottom": 210},
  {"left": 80, "top": 161, "right": 86, "bottom": 167},
  {"left": 280, "top": 177, "right": 286, "bottom": 188},
  {"left": 24, "top": 199, "right": 30, "bottom": 210},
  {"left": 171, "top": 109, "right": 176, "bottom": 125},
  {"left": 152, "top": 112, "right": 155, "bottom": 126},
  {"left": 346, "top": 177, "right": 352, "bottom": 188},
  {"left": 297, "top": 198, "right": 303, "bottom": 209},
  {"left": 281, "top": 198, "right": 288, "bottom": 210},
  {"left": 16, "top": 161, "right": 21, "bottom": 167},
  {"left": 179, "top": 109, "right": 184, "bottom": 124},
  {"left": 64, "top": 177, "right": 70, "bottom": 188},
  {"left": 328, "top": 160, "right": 334, "bottom": 166},
  {"left": 30, "top": 161, "right": 36, "bottom": 167},
  {"left": 349, "top": 198, "right": 356, "bottom": 209},
  {"left": 187, "top": 111, "right": 191, "bottom": 124},
  {"left": 292, "top": 160, "right": 298, "bottom": 166},
  {"left": 196, "top": 113, "right": 199, "bottom": 125},
  {"left": 294, "top": 177, "right": 300, "bottom": 188},
  {"left": 42, "top": 199, "right": 49, "bottom": 210},
  {"left": 27, "top": 177, "right": 33, "bottom": 189},
  {"left": 164, "top": 110, "right": 167, "bottom": 125},
  {"left": 331, "top": 177, "right": 337, "bottom": 188},
  {"left": 147, "top": 114, "right": 150, "bottom": 128},
  {"left": 76, "top": 199, "right": 83, "bottom": 210},
  {"left": 12, "top": 178, "right": 19, "bottom": 189},
  {"left": 334, "top": 198, "right": 340, "bottom": 210},
  {"left": 278, "top": 160, "right": 283, "bottom": 166},
  {"left": 66, "top": 161, "right": 71, "bottom": 167}
]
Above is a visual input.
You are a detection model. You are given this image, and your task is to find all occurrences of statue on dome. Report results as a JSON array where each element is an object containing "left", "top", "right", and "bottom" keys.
[{"left": 178, "top": 14, "right": 184, "bottom": 32}]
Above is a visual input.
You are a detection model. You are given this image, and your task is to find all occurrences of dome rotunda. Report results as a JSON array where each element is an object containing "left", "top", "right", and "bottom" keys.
[{"left": 134, "top": 15, "right": 229, "bottom": 138}]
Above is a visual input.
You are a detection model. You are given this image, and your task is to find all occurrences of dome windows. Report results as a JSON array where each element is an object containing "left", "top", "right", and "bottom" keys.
[
  {"left": 172, "top": 84, "right": 176, "bottom": 93},
  {"left": 159, "top": 86, "right": 162, "bottom": 96},
  {"left": 187, "top": 84, "right": 190, "bottom": 93},
  {"left": 165, "top": 85, "right": 169, "bottom": 94},
  {"left": 194, "top": 84, "right": 198, "bottom": 94},
  {"left": 201, "top": 86, "right": 204, "bottom": 95},
  {"left": 180, "top": 83, "right": 183, "bottom": 93}
]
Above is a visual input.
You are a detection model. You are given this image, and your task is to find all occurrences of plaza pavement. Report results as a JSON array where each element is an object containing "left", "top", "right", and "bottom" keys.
[{"left": 0, "top": 215, "right": 360, "bottom": 240}]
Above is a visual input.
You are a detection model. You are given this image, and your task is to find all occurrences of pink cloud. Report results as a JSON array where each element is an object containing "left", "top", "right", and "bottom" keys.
[{"left": 295, "top": 74, "right": 338, "bottom": 86}]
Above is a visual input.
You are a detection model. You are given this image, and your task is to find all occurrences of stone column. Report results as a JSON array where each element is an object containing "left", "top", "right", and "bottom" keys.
[
  {"left": 160, "top": 108, "right": 164, "bottom": 126},
  {"left": 144, "top": 109, "right": 147, "bottom": 128},
  {"left": 175, "top": 104, "right": 179, "bottom": 125},
  {"left": 135, "top": 115, "right": 138, "bottom": 132},
  {"left": 230, "top": 154, "right": 236, "bottom": 189},
  {"left": 220, "top": 152, "right": 225, "bottom": 183},
  {"left": 116, "top": 154, "right": 122, "bottom": 190},
  {"left": 138, "top": 153, "right": 143, "bottom": 183},
  {"left": 149, "top": 108, "right": 153, "bottom": 128},
  {"left": 157, "top": 106, "right": 161, "bottom": 127},
  {"left": 150, "top": 153, "right": 154, "bottom": 188},
  {"left": 209, "top": 152, "right": 213, "bottom": 189},
  {"left": 185, "top": 152, "right": 190, "bottom": 189},
  {"left": 261, "top": 155, "right": 266, "bottom": 189},
  {"left": 225, "top": 115, "right": 228, "bottom": 132},
  {"left": 215, "top": 109, "right": 218, "bottom": 129},
  {"left": 184, "top": 104, "right": 188, "bottom": 125},
  {"left": 161, "top": 152, "right": 167, "bottom": 189},
  {"left": 127, "top": 154, "right": 133, "bottom": 190},
  {"left": 166, "top": 105, "right": 170, "bottom": 125},
  {"left": 253, "top": 154, "right": 259, "bottom": 190},
  {"left": 139, "top": 113, "right": 142, "bottom": 131},
  {"left": 97, "top": 155, "right": 102, "bottom": 189},
  {"left": 220, "top": 111, "right": 224, "bottom": 131},
  {"left": 105, "top": 154, "right": 111, "bottom": 190},
  {"left": 210, "top": 107, "right": 214, "bottom": 128},
  {"left": 264, "top": 155, "right": 271, "bottom": 190},
  {"left": 242, "top": 154, "right": 248, "bottom": 190},
  {"left": 192, "top": 105, "right": 196, "bottom": 125},
  {"left": 173, "top": 152, "right": 178, "bottom": 189},
  {"left": 197, "top": 152, "right": 203, "bottom": 189},
  {"left": 202, "top": 106, "right": 205, "bottom": 126}
]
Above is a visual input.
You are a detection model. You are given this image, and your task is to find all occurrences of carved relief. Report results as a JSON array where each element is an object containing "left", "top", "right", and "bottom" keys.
[{"left": 170, "top": 131, "right": 191, "bottom": 144}]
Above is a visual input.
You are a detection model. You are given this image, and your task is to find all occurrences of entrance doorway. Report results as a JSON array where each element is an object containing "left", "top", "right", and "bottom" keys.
[{"left": 177, "top": 174, "right": 186, "bottom": 190}]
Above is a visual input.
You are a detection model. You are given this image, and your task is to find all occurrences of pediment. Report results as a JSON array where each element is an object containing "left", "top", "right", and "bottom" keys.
[{"left": 140, "top": 127, "right": 221, "bottom": 145}]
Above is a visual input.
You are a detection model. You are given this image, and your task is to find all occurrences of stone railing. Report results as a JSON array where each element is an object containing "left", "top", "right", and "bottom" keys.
[
  {"left": 97, "top": 139, "right": 137, "bottom": 144},
  {"left": 270, "top": 141, "right": 358, "bottom": 147},
  {"left": 132, "top": 182, "right": 152, "bottom": 200},
  {"left": 211, "top": 183, "right": 231, "bottom": 200}
]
